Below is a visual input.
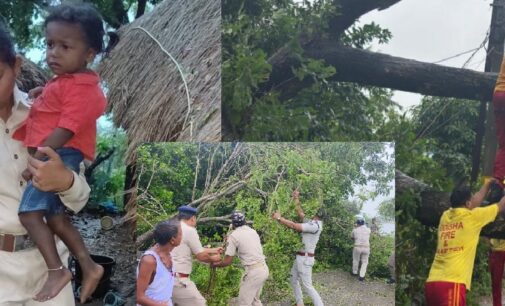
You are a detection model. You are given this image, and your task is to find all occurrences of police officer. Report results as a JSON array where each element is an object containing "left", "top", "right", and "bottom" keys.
[
  {"left": 172, "top": 205, "right": 223, "bottom": 306},
  {"left": 213, "top": 211, "right": 269, "bottom": 306},
  {"left": 272, "top": 190, "right": 324, "bottom": 306},
  {"left": 351, "top": 217, "right": 371, "bottom": 281},
  {"left": 370, "top": 217, "right": 379, "bottom": 235}
]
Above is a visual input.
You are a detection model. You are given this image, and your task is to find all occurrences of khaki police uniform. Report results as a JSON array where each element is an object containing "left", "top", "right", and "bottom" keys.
[
  {"left": 225, "top": 225, "right": 269, "bottom": 306},
  {"left": 172, "top": 221, "right": 207, "bottom": 306},
  {"left": 0, "top": 86, "right": 91, "bottom": 305},
  {"left": 291, "top": 219, "right": 324, "bottom": 306},
  {"left": 351, "top": 225, "right": 371, "bottom": 278}
]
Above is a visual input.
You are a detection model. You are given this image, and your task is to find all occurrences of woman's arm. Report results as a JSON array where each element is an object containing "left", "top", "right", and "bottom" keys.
[{"left": 136, "top": 255, "right": 169, "bottom": 306}]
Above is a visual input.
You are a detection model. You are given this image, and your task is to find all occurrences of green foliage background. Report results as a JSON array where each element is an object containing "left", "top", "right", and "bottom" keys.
[
  {"left": 0, "top": 0, "right": 162, "bottom": 50},
  {"left": 88, "top": 121, "right": 128, "bottom": 211},
  {"left": 222, "top": 0, "right": 398, "bottom": 141},
  {"left": 136, "top": 142, "right": 395, "bottom": 304}
]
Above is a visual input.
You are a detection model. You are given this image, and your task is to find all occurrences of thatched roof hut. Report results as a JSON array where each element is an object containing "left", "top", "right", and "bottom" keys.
[
  {"left": 99, "top": 0, "right": 221, "bottom": 150},
  {"left": 17, "top": 58, "right": 48, "bottom": 91}
]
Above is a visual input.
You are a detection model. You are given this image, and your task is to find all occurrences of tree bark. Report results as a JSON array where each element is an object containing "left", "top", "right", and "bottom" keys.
[
  {"left": 480, "top": 0, "right": 505, "bottom": 179},
  {"left": 265, "top": 42, "right": 497, "bottom": 102},
  {"left": 135, "top": 0, "right": 147, "bottom": 19},
  {"left": 396, "top": 170, "right": 505, "bottom": 238}
]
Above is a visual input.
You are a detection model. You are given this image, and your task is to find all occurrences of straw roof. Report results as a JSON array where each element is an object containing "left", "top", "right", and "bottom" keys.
[
  {"left": 17, "top": 57, "right": 48, "bottom": 92},
  {"left": 99, "top": 0, "right": 221, "bottom": 150}
]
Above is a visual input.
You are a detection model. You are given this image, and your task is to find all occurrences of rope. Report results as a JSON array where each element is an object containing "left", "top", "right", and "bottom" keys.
[{"left": 126, "top": 26, "right": 193, "bottom": 140}]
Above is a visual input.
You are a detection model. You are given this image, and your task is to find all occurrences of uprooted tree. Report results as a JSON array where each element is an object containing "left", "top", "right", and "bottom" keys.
[
  {"left": 136, "top": 142, "right": 394, "bottom": 305},
  {"left": 223, "top": 0, "right": 505, "bottom": 234},
  {"left": 223, "top": 0, "right": 500, "bottom": 140}
]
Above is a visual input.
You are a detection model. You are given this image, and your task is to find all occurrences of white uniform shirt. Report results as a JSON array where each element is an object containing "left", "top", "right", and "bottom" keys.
[
  {"left": 0, "top": 86, "right": 90, "bottom": 235},
  {"left": 352, "top": 225, "right": 371, "bottom": 247},
  {"left": 0, "top": 85, "right": 90, "bottom": 304},
  {"left": 225, "top": 225, "right": 265, "bottom": 266},
  {"left": 300, "top": 219, "right": 323, "bottom": 254},
  {"left": 171, "top": 221, "right": 204, "bottom": 274}
]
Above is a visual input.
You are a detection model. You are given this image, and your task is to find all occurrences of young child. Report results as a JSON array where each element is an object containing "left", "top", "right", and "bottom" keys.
[{"left": 12, "top": 4, "right": 110, "bottom": 303}]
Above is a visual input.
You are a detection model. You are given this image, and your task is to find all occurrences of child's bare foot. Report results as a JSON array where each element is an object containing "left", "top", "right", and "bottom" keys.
[
  {"left": 34, "top": 266, "right": 72, "bottom": 302},
  {"left": 79, "top": 263, "right": 104, "bottom": 303}
]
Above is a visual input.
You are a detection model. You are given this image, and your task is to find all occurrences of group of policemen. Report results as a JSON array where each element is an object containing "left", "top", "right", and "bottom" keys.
[
  {"left": 169, "top": 191, "right": 392, "bottom": 306},
  {"left": 170, "top": 190, "right": 324, "bottom": 306}
]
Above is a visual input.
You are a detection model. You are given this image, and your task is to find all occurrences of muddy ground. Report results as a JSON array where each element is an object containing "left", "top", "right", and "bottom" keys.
[
  {"left": 72, "top": 213, "right": 136, "bottom": 306},
  {"left": 264, "top": 269, "right": 395, "bottom": 306}
]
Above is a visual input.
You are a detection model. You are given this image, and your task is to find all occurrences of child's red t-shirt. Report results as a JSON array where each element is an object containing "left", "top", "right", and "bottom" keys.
[{"left": 13, "top": 71, "right": 106, "bottom": 160}]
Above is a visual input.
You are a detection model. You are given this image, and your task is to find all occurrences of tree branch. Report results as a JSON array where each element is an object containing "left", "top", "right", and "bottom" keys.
[
  {"left": 84, "top": 148, "right": 115, "bottom": 182},
  {"left": 190, "top": 179, "right": 249, "bottom": 210},
  {"left": 208, "top": 143, "right": 243, "bottom": 192},
  {"left": 265, "top": 42, "right": 497, "bottom": 101},
  {"left": 135, "top": 0, "right": 147, "bottom": 19},
  {"left": 203, "top": 146, "right": 219, "bottom": 195},
  {"left": 192, "top": 143, "right": 202, "bottom": 201},
  {"left": 329, "top": 0, "right": 402, "bottom": 35},
  {"left": 395, "top": 170, "right": 428, "bottom": 194},
  {"left": 396, "top": 170, "right": 505, "bottom": 238}
]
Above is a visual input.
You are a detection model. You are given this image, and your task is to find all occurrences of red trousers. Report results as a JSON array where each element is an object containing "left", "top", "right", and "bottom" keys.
[
  {"left": 425, "top": 281, "right": 466, "bottom": 306},
  {"left": 493, "top": 91, "right": 505, "bottom": 188},
  {"left": 490, "top": 250, "right": 505, "bottom": 306}
]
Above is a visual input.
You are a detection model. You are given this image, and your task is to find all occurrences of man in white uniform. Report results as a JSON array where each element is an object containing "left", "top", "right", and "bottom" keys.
[
  {"left": 351, "top": 217, "right": 371, "bottom": 281},
  {"left": 213, "top": 211, "right": 269, "bottom": 306},
  {"left": 0, "top": 34, "right": 91, "bottom": 306},
  {"left": 171, "top": 205, "right": 223, "bottom": 306},
  {"left": 272, "top": 190, "right": 324, "bottom": 306}
]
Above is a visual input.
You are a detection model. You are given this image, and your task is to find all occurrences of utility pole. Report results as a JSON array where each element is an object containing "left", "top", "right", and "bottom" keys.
[{"left": 471, "top": 0, "right": 505, "bottom": 183}]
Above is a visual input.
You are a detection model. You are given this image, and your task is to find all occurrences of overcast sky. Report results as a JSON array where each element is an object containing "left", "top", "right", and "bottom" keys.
[
  {"left": 349, "top": 143, "right": 395, "bottom": 234},
  {"left": 360, "top": 0, "right": 493, "bottom": 109}
]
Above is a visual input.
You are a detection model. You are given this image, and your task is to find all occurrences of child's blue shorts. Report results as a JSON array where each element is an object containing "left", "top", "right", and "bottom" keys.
[{"left": 18, "top": 147, "right": 83, "bottom": 218}]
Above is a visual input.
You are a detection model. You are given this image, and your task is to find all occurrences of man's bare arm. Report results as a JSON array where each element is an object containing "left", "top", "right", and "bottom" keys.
[
  {"left": 195, "top": 247, "right": 222, "bottom": 263},
  {"left": 272, "top": 211, "right": 303, "bottom": 232},
  {"left": 292, "top": 190, "right": 305, "bottom": 221},
  {"left": 469, "top": 178, "right": 496, "bottom": 209}
]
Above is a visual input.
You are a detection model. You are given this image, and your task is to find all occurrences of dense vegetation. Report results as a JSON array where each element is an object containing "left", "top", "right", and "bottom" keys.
[
  {"left": 136, "top": 142, "right": 394, "bottom": 304},
  {"left": 222, "top": 0, "right": 399, "bottom": 140}
]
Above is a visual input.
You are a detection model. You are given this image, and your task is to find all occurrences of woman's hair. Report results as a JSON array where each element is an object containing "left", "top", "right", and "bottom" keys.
[
  {"left": 0, "top": 21, "right": 16, "bottom": 67},
  {"left": 153, "top": 219, "right": 180, "bottom": 246},
  {"left": 44, "top": 3, "right": 118, "bottom": 54}
]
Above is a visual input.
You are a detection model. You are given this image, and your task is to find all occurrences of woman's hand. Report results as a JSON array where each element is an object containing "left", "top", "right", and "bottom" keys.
[{"left": 27, "top": 146, "right": 74, "bottom": 192}]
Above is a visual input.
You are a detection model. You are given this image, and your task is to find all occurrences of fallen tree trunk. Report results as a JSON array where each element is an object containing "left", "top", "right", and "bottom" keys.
[
  {"left": 396, "top": 170, "right": 505, "bottom": 238},
  {"left": 266, "top": 43, "right": 497, "bottom": 101}
]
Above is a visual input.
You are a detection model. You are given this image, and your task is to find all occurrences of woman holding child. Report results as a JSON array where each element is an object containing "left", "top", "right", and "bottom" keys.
[{"left": 0, "top": 2, "right": 114, "bottom": 304}]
